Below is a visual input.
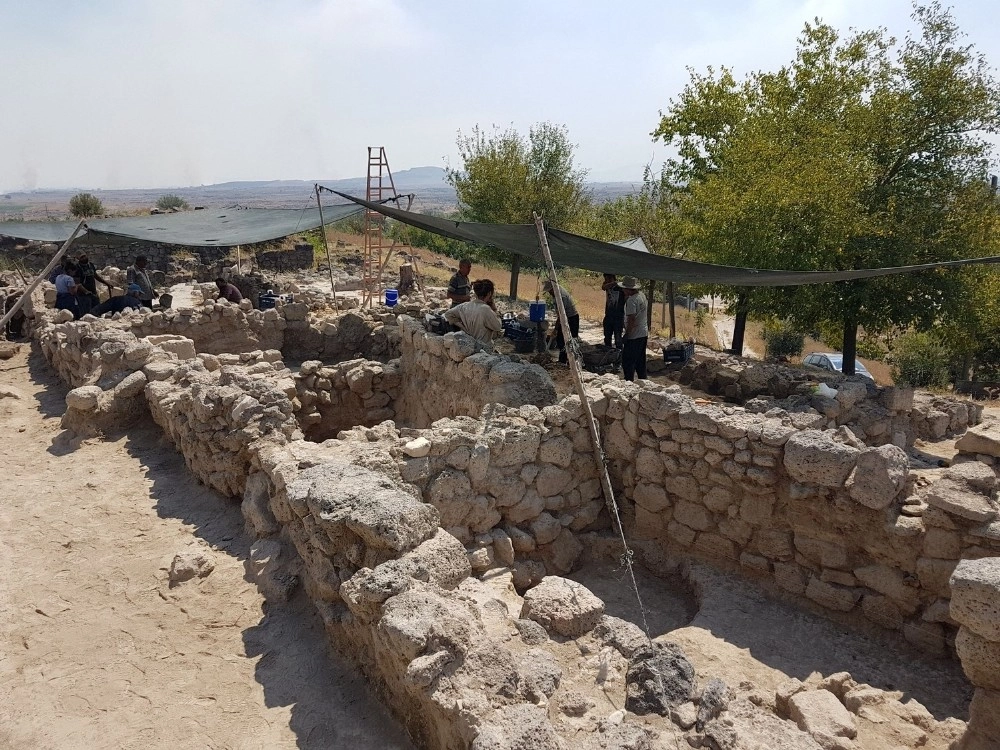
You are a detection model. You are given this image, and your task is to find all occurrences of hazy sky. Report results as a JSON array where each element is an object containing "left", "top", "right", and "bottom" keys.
[{"left": 2, "top": 0, "right": 997, "bottom": 191}]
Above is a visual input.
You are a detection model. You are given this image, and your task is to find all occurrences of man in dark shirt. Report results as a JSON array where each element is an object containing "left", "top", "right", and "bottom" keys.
[
  {"left": 215, "top": 277, "right": 244, "bottom": 303},
  {"left": 447, "top": 259, "right": 472, "bottom": 307},
  {"left": 75, "top": 253, "right": 113, "bottom": 317},
  {"left": 91, "top": 284, "right": 144, "bottom": 316},
  {"left": 602, "top": 273, "right": 627, "bottom": 349}
]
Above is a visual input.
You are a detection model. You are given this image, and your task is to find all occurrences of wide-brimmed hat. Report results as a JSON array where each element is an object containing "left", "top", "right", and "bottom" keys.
[{"left": 619, "top": 276, "right": 641, "bottom": 290}]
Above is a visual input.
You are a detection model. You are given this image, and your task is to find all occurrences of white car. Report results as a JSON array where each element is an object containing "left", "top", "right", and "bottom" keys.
[{"left": 803, "top": 352, "right": 874, "bottom": 380}]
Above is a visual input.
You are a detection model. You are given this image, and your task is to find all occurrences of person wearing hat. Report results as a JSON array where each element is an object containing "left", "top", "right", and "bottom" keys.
[
  {"left": 620, "top": 276, "right": 648, "bottom": 381},
  {"left": 601, "top": 273, "right": 626, "bottom": 349},
  {"left": 542, "top": 279, "right": 580, "bottom": 364},
  {"left": 91, "top": 283, "right": 144, "bottom": 317}
]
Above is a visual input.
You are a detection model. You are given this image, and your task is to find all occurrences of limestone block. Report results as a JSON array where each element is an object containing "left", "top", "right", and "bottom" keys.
[
  {"left": 403, "top": 437, "right": 431, "bottom": 458},
  {"left": 788, "top": 690, "right": 857, "bottom": 744},
  {"left": 739, "top": 552, "right": 771, "bottom": 574},
  {"left": 666, "top": 474, "right": 701, "bottom": 502},
  {"left": 903, "top": 619, "right": 946, "bottom": 655},
  {"left": 65, "top": 385, "right": 102, "bottom": 412},
  {"left": 956, "top": 421, "right": 1000, "bottom": 459},
  {"left": 540, "top": 529, "right": 583, "bottom": 574},
  {"left": 923, "top": 527, "right": 961, "bottom": 559},
  {"left": 916, "top": 557, "right": 957, "bottom": 599},
  {"left": 633, "top": 483, "right": 670, "bottom": 513},
  {"left": 794, "top": 535, "right": 849, "bottom": 570},
  {"left": 535, "top": 465, "right": 572, "bottom": 498},
  {"left": 956, "top": 627, "right": 1000, "bottom": 690},
  {"left": 694, "top": 532, "right": 736, "bottom": 561},
  {"left": 949, "top": 557, "right": 1000, "bottom": 641},
  {"left": 740, "top": 494, "right": 775, "bottom": 525},
  {"left": 861, "top": 594, "right": 904, "bottom": 630},
  {"left": 506, "top": 490, "right": 545, "bottom": 524},
  {"left": 783, "top": 430, "right": 861, "bottom": 488},
  {"left": 923, "top": 478, "right": 998, "bottom": 523},
  {"left": 538, "top": 435, "right": 574, "bottom": 468},
  {"left": 491, "top": 529, "right": 515, "bottom": 566},
  {"left": 673, "top": 500, "right": 712, "bottom": 531},
  {"left": 806, "top": 577, "right": 860, "bottom": 612},
  {"left": 521, "top": 576, "right": 604, "bottom": 637},
  {"left": 835, "top": 381, "right": 869, "bottom": 411},
  {"left": 113, "top": 370, "right": 148, "bottom": 399},
  {"left": 281, "top": 302, "right": 308, "bottom": 321},
  {"left": 964, "top": 688, "right": 1000, "bottom": 750},
  {"left": 530, "top": 512, "right": 562, "bottom": 545},
  {"left": 853, "top": 564, "right": 920, "bottom": 613},
  {"left": 847, "top": 444, "right": 909, "bottom": 509},
  {"left": 667, "top": 521, "right": 696, "bottom": 547},
  {"left": 756, "top": 529, "right": 794, "bottom": 560},
  {"left": 948, "top": 460, "right": 998, "bottom": 494}
]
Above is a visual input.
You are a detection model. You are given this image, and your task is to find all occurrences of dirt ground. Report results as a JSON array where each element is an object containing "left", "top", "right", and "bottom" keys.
[
  {"left": 0, "top": 346, "right": 413, "bottom": 750},
  {"left": 571, "top": 557, "right": 971, "bottom": 749}
]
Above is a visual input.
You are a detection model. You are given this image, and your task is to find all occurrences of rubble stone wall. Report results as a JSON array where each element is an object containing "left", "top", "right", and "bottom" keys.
[
  {"left": 395, "top": 315, "right": 558, "bottom": 428},
  {"left": 294, "top": 358, "right": 402, "bottom": 441},
  {"left": 683, "top": 352, "right": 981, "bottom": 447}
]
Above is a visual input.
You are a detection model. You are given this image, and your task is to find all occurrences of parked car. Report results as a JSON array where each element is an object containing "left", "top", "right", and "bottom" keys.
[{"left": 803, "top": 352, "right": 874, "bottom": 380}]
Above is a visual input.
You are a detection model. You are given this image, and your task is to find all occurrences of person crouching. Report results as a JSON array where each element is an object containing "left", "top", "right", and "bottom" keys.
[{"left": 444, "top": 278, "right": 503, "bottom": 351}]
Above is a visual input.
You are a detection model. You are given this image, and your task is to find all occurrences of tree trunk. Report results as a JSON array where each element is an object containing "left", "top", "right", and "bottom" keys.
[
  {"left": 668, "top": 281, "right": 676, "bottom": 338},
  {"left": 842, "top": 315, "right": 858, "bottom": 375},
  {"left": 646, "top": 280, "right": 655, "bottom": 330},
  {"left": 731, "top": 292, "right": 749, "bottom": 355},
  {"left": 509, "top": 255, "right": 521, "bottom": 300}
]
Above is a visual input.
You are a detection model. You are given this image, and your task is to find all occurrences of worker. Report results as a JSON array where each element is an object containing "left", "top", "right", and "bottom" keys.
[
  {"left": 444, "top": 278, "right": 503, "bottom": 351},
  {"left": 542, "top": 279, "right": 579, "bottom": 364},
  {"left": 76, "top": 253, "right": 115, "bottom": 297},
  {"left": 91, "top": 284, "right": 144, "bottom": 316},
  {"left": 215, "top": 277, "right": 243, "bottom": 303},
  {"left": 620, "top": 276, "right": 648, "bottom": 381},
  {"left": 602, "top": 273, "right": 626, "bottom": 349},
  {"left": 126, "top": 255, "right": 157, "bottom": 308},
  {"left": 447, "top": 258, "right": 473, "bottom": 307},
  {"left": 54, "top": 261, "right": 81, "bottom": 319}
]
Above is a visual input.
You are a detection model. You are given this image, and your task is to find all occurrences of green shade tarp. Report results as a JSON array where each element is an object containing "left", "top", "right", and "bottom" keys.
[
  {"left": 0, "top": 204, "right": 362, "bottom": 247},
  {"left": 333, "top": 191, "right": 1000, "bottom": 286}
]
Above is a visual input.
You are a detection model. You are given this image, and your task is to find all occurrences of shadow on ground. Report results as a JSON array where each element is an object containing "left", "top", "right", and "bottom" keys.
[{"left": 121, "top": 424, "right": 414, "bottom": 750}]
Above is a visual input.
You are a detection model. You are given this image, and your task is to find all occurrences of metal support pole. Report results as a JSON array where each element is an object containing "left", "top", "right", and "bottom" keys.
[
  {"left": 0, "top": 220, "right": 86, "bottom": 334},
  {"left": 315, "top": 184, "right": 339, "bottom": 313}
]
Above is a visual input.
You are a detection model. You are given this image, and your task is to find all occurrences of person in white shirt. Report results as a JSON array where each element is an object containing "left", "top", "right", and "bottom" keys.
[
  {"left": 621, "top": 276, "right": 648, "bottom": 381},
  {"left": 444, "top": 278, "right": 503, "bottom": 351}
]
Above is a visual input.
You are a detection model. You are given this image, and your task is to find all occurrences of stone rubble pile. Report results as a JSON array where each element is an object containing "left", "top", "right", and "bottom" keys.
[
  {"left": 295, "top": 357, "right": 402, "bottom": 440},
  {"left": 682, "top": 350, "right": 981, "bottom": 447}
]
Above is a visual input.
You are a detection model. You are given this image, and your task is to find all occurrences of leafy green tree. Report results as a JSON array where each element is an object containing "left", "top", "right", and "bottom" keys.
[
  {"left": 445, "top": 123, "right": 590, "bottom": 297},
  {"left": 156, "top": 194, "right": 189, "bottom": 211},
  {"left": 68, "top": 192, "right": 104, "bottom": 218},
  {"left": 653, "top": 2, "right": 1000, "bottom": 374}
]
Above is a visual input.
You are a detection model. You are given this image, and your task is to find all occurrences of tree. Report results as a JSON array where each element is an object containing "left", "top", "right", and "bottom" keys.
[
  {"left": 156, "top": 194, "right": 189, "bottom": 211},
  {"left": 445, "top": 123, "right": 590, "bottom": 297},
  {"left": 69, "top": 192, "right": 104, "bottom": 218},
  {"left": 653, "top": 2, "right": 1000, "bottom": 373}
]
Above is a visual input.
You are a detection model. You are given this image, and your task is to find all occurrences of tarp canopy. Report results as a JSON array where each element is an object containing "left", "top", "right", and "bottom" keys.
[
  {"left": 0, "top": 203, "right": 362, "bottom": 247},
  {"left": 334, "top": 191, "right": 1000, "bottom": 286}
]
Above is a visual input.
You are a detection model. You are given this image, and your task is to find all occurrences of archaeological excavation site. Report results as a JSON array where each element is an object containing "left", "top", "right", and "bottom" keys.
[{"left": 3, "top": 197, "right": 1000, "bottom": 750}]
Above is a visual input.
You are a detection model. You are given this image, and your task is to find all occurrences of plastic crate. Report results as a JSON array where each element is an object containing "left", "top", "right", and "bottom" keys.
[
  {"left": 663, "top": 341, "right": 695, "bottom": 363},
  {"left": 502, "top": 319, "right": 534, "bottom": 341}
]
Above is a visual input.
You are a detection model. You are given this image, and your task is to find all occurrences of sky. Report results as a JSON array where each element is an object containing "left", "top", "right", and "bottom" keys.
[{"left": 2, "top": 0, "right": 998, "bottom": 191}]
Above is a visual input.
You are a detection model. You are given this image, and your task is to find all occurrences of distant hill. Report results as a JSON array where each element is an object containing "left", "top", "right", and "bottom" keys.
[{"left": 1, "top": 167, "right": 645, "bottom": 221}]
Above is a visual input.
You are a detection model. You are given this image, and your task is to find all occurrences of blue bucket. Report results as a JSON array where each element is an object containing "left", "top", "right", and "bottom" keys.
[
  {"left": 385, "top": 288, "right": 399, "bottom": 307},
  {"left": 529, "top": 301, "right": 546, "bottom": 322}
]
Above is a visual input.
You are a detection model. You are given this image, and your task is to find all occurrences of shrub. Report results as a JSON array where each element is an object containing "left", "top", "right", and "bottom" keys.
[
  {"left": 156, "top": 194, "right": 189, "bottom": 210},
  {"left": 68, "top": 192, "right": 104, "bottom": 217},
  {"left": 856, "top": 338, "right": 887, "bottom": 362},
  {"left": 888, "top": 331, "right": 951, "bottom": 388},
  {"left": 762, "top": 319, "right": 805, "bottom": 358}
]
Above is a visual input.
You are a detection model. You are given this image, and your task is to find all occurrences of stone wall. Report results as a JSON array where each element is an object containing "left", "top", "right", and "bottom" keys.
[
  {"left": 395, "top": 315, "right": 557, "bottom": 428},
  {"left": 295, "top": 358, "right": 402, "bottom": 440},
  {"left": 683, "top": 351, "right": 981, "bottom": 447},
  {"left": 32, "top": 309, "right": 1000, "bottom": 748}
]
